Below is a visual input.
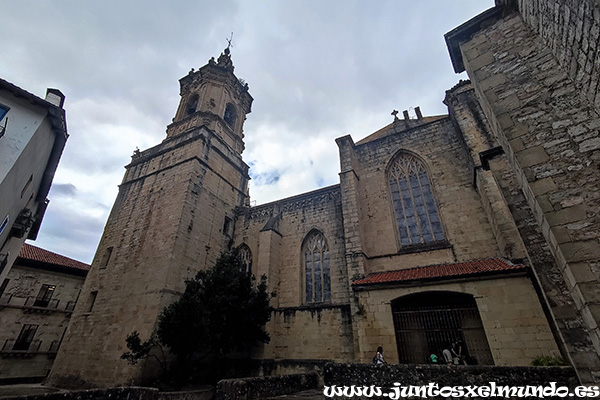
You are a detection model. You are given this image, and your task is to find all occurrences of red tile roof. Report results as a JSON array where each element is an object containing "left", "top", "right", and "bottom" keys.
[
  {"left": 352, "top": 258, "right": 526, "bottom": 287},
  {"left": 18, "top": 243, "right": 90, "bottom": 273}
]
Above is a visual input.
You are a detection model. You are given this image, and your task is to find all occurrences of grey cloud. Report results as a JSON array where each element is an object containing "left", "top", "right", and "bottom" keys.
[
  {"left": 3, "top": 0, "right": 494, "bottom": 263},
  {"left": 51, "top": 183, "right": 78, "bottom": 198}
]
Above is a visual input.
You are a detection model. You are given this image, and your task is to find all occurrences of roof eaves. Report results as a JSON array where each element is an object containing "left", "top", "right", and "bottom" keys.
[{"left": 352, "top": 268, "right": 528, "bottom": 292}]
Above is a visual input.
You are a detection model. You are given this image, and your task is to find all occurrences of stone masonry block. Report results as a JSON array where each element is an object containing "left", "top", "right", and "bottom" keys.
[
  {"left": 516, "top": 146, "right": 550, "bottom": 168},
  {"left": 530, "top": 177, "right": 558, "bottom": 195},
  {"left": 561, "top": 240, "right": 600, "bottom": 263},
  {"left": 546, "top": 205, "right": 587, "bottom": 226}
]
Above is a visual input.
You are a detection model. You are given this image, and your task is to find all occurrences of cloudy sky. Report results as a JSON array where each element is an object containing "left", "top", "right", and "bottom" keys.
[{"left": 2, "top": 0, "right": 493, "bottom": 264}]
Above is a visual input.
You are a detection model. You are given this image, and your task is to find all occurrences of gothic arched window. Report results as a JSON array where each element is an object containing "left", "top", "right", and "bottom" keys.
[
  {"left": 186, "top": 94, "right": 199, "bottom": 115},
  {"left": 238, "top": 244, "right": 252, "bottom": 274},
  {"left": 224, "top": 103, "right": 236, "bottom": 126},
  {"left": 389, "top": 153, "right": 444, "bottom": 246},
  {"left": 303, "top": 230, "right": 331, "bottom": 303}
]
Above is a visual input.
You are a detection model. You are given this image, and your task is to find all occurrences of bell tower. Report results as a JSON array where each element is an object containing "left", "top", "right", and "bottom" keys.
[
  {"left": 47, "top": 49, "right": 253, "bottom": 388},
  {"left": 167, "top": 47, "right": 252, "bottom": 153}
]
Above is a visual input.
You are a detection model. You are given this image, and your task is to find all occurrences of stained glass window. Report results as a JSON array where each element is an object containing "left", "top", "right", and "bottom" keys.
[
  {"left": 304, "top": 231, "right": 330, "bottom": 303},
  {"left": 389, "top": 154, "right": 444, "bottom": 246}
]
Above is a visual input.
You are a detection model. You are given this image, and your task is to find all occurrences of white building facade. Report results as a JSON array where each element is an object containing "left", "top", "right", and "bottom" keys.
[{"left": 0, "top": 78, "right": 68, "bottom": 284}]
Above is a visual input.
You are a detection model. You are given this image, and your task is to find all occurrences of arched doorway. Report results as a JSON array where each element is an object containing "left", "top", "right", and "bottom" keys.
[{"left": 391, "top": 291, "right": 493, "bottom": 365}]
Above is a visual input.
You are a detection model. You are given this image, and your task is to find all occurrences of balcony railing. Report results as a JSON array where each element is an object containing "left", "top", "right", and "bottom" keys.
[
  {"left": 9, "top": 208, "right": 35, "bottom": 239},
  {"left": 0, "top": 294, "right": 76, "bottom": 313},
  {"left": 1, "top": 339, "right": 42, "bottom": 354},
  {"left": 24, "top": 296, "right": 59, "bottom": 310}
]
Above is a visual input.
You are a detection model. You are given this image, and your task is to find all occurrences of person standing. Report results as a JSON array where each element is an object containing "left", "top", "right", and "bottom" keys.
[
  {"left": 374, "top": 346, "right": 386, "bottom": 365},
  {"left": 452, "top": 340, "right": 466, "bottom": 365},
  {"left": 442, "top": 344, "right": 453, "bottom": 365}
]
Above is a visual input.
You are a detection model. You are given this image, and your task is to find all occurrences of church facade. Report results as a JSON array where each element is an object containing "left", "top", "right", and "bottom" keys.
[{"left": 48, "top": 0, "right": 600, "bottom": 387}]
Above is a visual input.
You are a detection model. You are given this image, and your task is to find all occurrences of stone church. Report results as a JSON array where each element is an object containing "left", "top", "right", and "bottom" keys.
[{"left": 48, "top": 0, "right": 600, "bottom": 387}]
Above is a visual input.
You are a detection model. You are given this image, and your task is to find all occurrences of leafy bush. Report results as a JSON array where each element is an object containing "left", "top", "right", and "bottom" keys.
[{"left": 531, "top": 355, "right": 568, "bottom": 366}]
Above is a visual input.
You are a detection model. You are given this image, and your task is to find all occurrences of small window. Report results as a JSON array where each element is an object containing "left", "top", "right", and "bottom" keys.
[
  {"left": 0, "top": 104, "right": 9, "bottom": 139},
  {"left": 13, "top": 324, "right": 38, "bottom": 351},
  {"left": 186, "top": 94, "right": 199, "bottom": 115},
  {"left": 223, "top": 216, "right": 232, "bottom": 237},
  {"left": 21, "top": 175, "right": 33, "bottom": 199},
  {"left": 0, "top": 104, "right": 9, "bottom": 121},
  {"left": 99, "top": 246, "right": 113, "bottom": 269},
  {"left": 224, "top": 103, "right": 236, "bottom": 126},
  {"left": 86, "top": 291, "right": 98, "bottom": 313},
  {"left": 34, "top": 284, "right": 56, "bottom": 307}
]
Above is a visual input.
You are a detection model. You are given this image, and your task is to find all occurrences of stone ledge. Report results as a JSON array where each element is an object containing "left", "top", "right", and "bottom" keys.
[
  {"left": 0, "top": 386, "right": 159, "bottom": 400},
  {"left": 216, "top": 372, "right": 319, "bottom": 400},
  {"left": 324, "top": 363, "right": 579, "bottom": 387}
]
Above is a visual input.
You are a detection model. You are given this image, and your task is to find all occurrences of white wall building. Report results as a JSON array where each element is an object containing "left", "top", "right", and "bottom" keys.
[{"left": 0, "top": 78, "right": 68, "bottom": 284}]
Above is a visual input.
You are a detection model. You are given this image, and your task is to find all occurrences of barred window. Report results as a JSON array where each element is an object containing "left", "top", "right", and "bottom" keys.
[
  {"left": 389, "top": 154, "right": 444, "bottom": 246},
  {"left": 304, "top": 231, "right": 330, "bottom": 303}
]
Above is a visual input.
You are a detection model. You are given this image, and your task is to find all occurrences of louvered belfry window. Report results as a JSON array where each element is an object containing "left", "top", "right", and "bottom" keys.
[
  {"left": 304, "top": 231, "right": 331, "bottom": 303},
  {"left": 389, "top": 154, "right": 444, "bottom": 246}
]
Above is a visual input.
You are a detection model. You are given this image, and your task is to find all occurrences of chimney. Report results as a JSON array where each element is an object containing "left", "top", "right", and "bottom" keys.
[
  {"left": 45, "top": 88, "right": 65, "bottom": 108},
  {"left": 415, "top": 106, "right": 423, "bottom": 120},
  {"left": 403, "top": 110, "right": 410, "bottom": 120}
]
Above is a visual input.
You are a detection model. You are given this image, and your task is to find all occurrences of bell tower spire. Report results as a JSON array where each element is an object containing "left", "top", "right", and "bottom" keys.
[{"left": 167, "top": 46, "right": 253, "bottom": 154}]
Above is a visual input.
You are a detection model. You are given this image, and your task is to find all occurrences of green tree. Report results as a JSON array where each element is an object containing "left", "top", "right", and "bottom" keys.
[
  {"left": 121, "top": 331, "right": 168, "bottom": 373},
  {"left": 123, "top": 250, "right": 274, "bottom": 375}
]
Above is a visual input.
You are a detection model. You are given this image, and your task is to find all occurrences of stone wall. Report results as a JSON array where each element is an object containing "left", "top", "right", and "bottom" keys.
[
  {"left": 517, "top": 0, "right": 600, "bottom": 112},
  {"left": 216, "top": 372, "right": 319, "bottom": 400},
  {"left": 235, "top": 185, "right": 348, "bottom": 308},
  {"left": 353, "top": 275, "right": 560, "bottom": 365},
  {"left": 324, "top": 363, "right": 579, "bottom": 393},
  {"left": 446, "top": 0, "right": 600, "bottom": 382},
  {"left": 337, "top": 118, "right": 501, "bottom": 277},
  {"left": 260, "top": 304, "right": 354, "bottom": 361},
  {"left": 48, "top": 124, "right": 251, "bottom": 388},
  {"left": 236, "top": 185, "right": 354, "bottom": 362},
  {"left": 0, "top": 387, "right": 159, "bottom": 400}
]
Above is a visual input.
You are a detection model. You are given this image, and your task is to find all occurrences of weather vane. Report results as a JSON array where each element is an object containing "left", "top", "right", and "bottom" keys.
[{"left": 226, "top": 32, "right": 234, "bottom": 50}]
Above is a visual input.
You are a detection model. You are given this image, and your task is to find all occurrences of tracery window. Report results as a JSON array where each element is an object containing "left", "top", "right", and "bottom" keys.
[
  {"left": 238, "top": 244, "right": 252, "bottom": 274},
  {"left": 303, "top": 230, "right": 330, "bottom": 303},
  {"left": 389, "top": 153, "right": 444, "bottom": 246}
]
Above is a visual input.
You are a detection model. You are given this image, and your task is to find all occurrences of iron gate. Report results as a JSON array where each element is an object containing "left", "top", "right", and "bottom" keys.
[{"left": 392, "top": 291, "right": 494, "bottom": 365}]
